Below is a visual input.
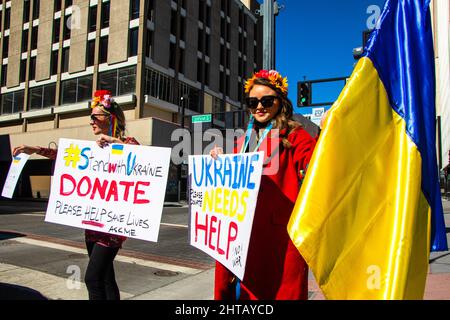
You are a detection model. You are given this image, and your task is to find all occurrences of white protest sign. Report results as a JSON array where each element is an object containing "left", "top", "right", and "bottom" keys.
[
  {"left": 310, "top": 107, "right": 325, "bottom": 126},
  {"left": 45, "top": 138, "right": 171, "bottom": 242},
  {"left": 1, "top": 153, "right": 31, "bottom": 198},
  {"left": 188, "top": 152, "right": 264, "bottom": 280}
]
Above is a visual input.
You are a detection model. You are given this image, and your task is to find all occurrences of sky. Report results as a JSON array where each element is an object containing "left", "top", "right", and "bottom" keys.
[{"left": 268, "top": 0, "right": 387, "bottom": 114}]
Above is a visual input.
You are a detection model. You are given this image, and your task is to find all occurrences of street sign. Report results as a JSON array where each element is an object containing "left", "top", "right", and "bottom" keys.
[
  {"left": 310, "top": 107, "right": 325, "bottom": 127},
  {"left": 191, "top": 114, "right": 212, "bottom": 123}
]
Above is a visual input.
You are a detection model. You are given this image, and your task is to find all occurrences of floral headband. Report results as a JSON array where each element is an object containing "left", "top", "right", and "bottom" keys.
[
  {"left": 90, "top": 89, "right": 118, "bottom": 137},
  {"left": 90, "top": 90, "right": 114, "bottom": 112},
  {"left": 244, "top": 70, "right": 288, "bottom": 96}
]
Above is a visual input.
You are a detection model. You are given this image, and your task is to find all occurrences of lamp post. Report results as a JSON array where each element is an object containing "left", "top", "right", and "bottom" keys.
[{"left": 177, "top": 94, "right": 189, "bottom": 202}]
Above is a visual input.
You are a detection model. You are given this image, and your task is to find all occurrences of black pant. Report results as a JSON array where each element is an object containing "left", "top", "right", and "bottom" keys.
[{"left": 84, "top": 242, "right": 120, "bottom": 300}]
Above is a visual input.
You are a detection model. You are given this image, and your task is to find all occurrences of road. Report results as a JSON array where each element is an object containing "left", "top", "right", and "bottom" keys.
[
  {"left": 1, "top": 199, "right": 450, "bottom": 300},
  {"left": 0, "top": 200, "right": 215, "bottom": 300}
]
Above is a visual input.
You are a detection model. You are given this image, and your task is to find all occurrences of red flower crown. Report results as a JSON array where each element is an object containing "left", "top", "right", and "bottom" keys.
[
  {"left": 90, "top": 90, "right": 114, "bottom": 111},
  {"left": 244, "top": 70, "right": 288, "bottom": 95}
]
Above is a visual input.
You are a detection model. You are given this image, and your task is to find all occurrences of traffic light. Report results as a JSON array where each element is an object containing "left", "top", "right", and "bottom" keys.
[{"left": 298, "top": 82, "right": 311, "bottom": 107}]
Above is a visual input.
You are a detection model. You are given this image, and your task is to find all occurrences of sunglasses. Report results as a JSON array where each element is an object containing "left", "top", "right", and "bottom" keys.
[
  {"left": 90, "top": 114, "right": 109, "bottom": 121},
  {"left": 245, "top": 95, "right": 279, "bottom": 109}
]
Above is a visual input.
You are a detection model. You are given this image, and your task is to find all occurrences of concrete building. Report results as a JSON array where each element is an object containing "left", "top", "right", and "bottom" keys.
[{"left": 0, "top": 0, "right": 263, "bottom": 199}]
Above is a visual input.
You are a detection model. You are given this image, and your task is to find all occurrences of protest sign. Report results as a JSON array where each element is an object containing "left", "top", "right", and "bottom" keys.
[
  {"left": 188, "top": 152, "right": 264, "bottom": 280},
  {"left": 2, "top": 154, "right": 31, "bottom": 198},
  {"left": 45, "top": 138, "right": 171, "bottom": 242}
]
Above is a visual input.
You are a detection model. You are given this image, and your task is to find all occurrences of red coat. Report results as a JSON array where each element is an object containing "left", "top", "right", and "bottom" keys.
[{"left": 214, "top": 126, "right": 316, "bottom": 300}]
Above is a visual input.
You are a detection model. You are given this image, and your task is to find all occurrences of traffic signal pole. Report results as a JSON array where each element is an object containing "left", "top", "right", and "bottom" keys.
[{"left": 259, "top": 0, "right": 282, "bottom": 70}]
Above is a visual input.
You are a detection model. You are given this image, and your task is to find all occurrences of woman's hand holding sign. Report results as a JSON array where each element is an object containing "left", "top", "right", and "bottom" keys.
[
  {"left": 12, "top": 145, "right": 41, "bottom": 156},
  {"left": 209, "top": 145, "right": 224, "bottom": 160},
  {"left": 96, "top": 134, "right": 123, "bottom": 148}
]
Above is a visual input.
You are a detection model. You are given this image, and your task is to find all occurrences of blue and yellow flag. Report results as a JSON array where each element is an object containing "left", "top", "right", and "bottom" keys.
[
  {"left": 111, "top": 144, "right": 124, "bottom": 155},
  {"left": 288, "top": 0, "right": 448, "bottom": 299}
]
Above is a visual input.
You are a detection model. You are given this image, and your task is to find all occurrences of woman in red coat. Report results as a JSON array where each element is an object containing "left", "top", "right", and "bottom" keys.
[{"left": 211, "top": 70, "right": 316, "bottom": 300}]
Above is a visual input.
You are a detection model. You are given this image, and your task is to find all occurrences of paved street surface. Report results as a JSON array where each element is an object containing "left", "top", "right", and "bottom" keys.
[{"left": 0, "top": 198, "right": 449, "bottom": 300}]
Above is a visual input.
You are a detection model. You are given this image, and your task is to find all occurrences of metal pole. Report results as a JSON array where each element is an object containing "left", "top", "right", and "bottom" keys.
[
  {"left": 260, "top": 0, "right": 281, "bottom": 70},
  {"left": 177, "top": 95, "right": 187, "bottom": 202}
]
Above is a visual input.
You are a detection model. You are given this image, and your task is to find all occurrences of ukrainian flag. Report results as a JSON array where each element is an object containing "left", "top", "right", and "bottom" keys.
[
  {"left": 288, "top": 0, "right": 448, "bottom": 300},
  {"left": 111, "top": 144, "right": 124, "bottom": 155},
  {"left": 13, "top": 156, "right": 21, "bottom": 164}
]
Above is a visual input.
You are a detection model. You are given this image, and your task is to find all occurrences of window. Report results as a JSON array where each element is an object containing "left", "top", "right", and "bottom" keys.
[
  {"left": 145, "top": 29, "right": 153, "bottom": 58},
  {"left": 169, "top": 43, "right": 176, "bottom": 70},
  {"left": 147, "top": 0, "right": 154, "bottom": 21},
  {"left": 197, "top": 58, "right": 202, "bottom": 82},
  {"left": 97, "top": 69, "right": 116, "bottom": 95},
  {"left": 4, "top": 7, "right": 10, "bottom": 30},
  {"left": 198, "top": 0, "right": 204, "bottom": 23},
  {"left": 118, "top": 66, "right": 136, "bottom": 95},
  {"left": 62, "top": 47, "right": 69, "bottom": 73},
  {"left": 219, "top": 71, "right": 224, "bottom": 93},
  {"left": 206, "top": 6, "right": 211, "bottom": 28},
  {"left": 170, "top": 10, "right": 177, "bottom": 36},
  {"left": 61, "top": 75, "right": 93, "bottom": 105},
  {"left": 53, "top": 18, "right": 61, "bottom": 43},
  {"left": 237, "top": 80, "right": 242, "bottom": 102},
  {"left": 1, "top": 64, "right": 7, "bottom": 87},
  {"left": 31, "top": 26, "right": 39, "bottom": 50},
  {"left": 98, "top": 66, "right": 136, "bottom": 97},
  {"left": 24, "top": 0, "right": 31, "bottom": 23},
  {"left": 29, "top": 57, "right": 36, "bottom": 80},
  {"left": 3, "top": 36, "right": 9, "bottom": 59},
  {"left": 20, "top": 60, "right": 27, "bottom": 83},
  {"left": 77, "top": 75, "right": 93, "bottom": 102},
  {"left": 65, "top": 0, "right": 72, "bottom": 8},
  {"left": 33, "top": 0, "right": 40, "bottom": 20},
  {"left": 204, "top": 62, "right": 209, "bottom": 86},
  {"left": 205, "top": 34, "right": 210, "bottom": 56},
  {"left": 51, "top": 50, "right": 59, "bottom": 75},
  {"left": 1, "top": 90, "right": 24, "bottom": 115},
  {"left": 88, "top": 5, "right": 97, "bottom": 32},
  {"left": 197, "top": 29, "right": 203, "bottom": 52},
  {"left": 99, "top": 36, "right": 108, "bottom": 64},
  {"left": 221, "top": 0, "right": 226, "bottom": 12},
  {"left": 220, "top": 44, "right": 224, "bottom": 66},
  {"left": 178, "top": 48, "right": 184, "bottom": 74},
  {"left": 239, "top": 10, "right": 244, "bottom": 28},
  {"left": 178, "top": 82, "right": 200, "bottom": 112},
  {"left": 220, "top": 17, "right": 225, "bottom": 39},
  {"left": 87, "top": 39, "right": 95, "bottom": 67},
  {"left": 101, "top": 1, "right": 110, "bottom": 29},
  {"left": 145, "top": 68, "right": 174, "bottom": 103},
  {"left": 22, "top": 30, "right": 29, "bottom": 53},
  {"left": 54, "top": 0, "right": 62, "bottom": 13},
  {"left": 61, "top": 78, "right": 77, "bottom": 104},
  {"left": 130, "top": 0, "right": 139, "bottom": 20},
  {"left": 239, "top": 33, "right": 243, "bottom": 52},
  {"left": 29, "top": 83, "right": 56, "bottom": 110},
  {"left": 64, "top": 15, "right": 71, "bottom": 40},
  {"left": 128, "top": 28, "right": 138, "bottom": 57},
  {"left": 180, "top": 16, "right": 186, "bottom": 41}
]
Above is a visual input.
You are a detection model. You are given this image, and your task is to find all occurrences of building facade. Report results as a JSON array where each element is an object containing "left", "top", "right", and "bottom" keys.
[
  {"left": 0, "top": 0, "right": 263, "bottom": 199},
  {"left": 431, "top": 0, "right": 450, "bottom": 171}
]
